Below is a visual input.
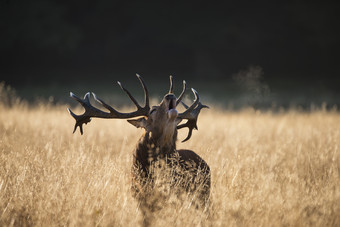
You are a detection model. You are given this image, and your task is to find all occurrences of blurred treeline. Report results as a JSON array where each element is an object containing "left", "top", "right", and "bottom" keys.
[{"left": 1, "top": 1, "right": 339, "bottom": 109}]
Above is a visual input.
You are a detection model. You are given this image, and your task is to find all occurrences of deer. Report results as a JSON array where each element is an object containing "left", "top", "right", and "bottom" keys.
[{"left": 67, "top": 74, "right": 210, "bottom": 224}]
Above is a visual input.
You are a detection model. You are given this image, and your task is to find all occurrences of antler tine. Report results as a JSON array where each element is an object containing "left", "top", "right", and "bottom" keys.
[
  {"left": 117, "top": 81, "right": 141, "bottom": 108},
  {"left": 68, "top": 74, "right": 150, "bottom": 135},
  {"left": 180, "top": 100, "right": 189, "bottom": 109},
  {"left": 176, "top": 80, "right": 186, "bottom": 105},
  {"left": 178, "top": 88, "right": 200, "bottom": 119},
  {"left": 67, "top": 92, "right": 96, "bottom": 135},
  {"left": 91, "top": 92, "right": 121, "bottom": 115},
  {"left": 177, "top": 88, "right": 209, "bottom": 142},
  {"left": 69, "top": 92, "right": 91, "bottom": 106},
  {"left": 177, "top": 125, "right": 193, "bottom": 142},
  {"left": 169, "top": 75, "right": 174, "bottom": 93},
  {"left": 169, "top": 76, "right": 186, "bottom": 105},
  {"left": 136, "top": 74, "right": 149, "bottom": 109}
]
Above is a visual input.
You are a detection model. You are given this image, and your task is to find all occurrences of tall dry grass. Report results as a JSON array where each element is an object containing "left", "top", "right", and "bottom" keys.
[{"left": 0, "top": 102, "right": 339, "bottom": 226}]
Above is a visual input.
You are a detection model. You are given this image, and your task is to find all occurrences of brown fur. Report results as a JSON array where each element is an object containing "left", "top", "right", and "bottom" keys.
[{"left": 129, "top": 94, "right": 210, "bottom": 227}]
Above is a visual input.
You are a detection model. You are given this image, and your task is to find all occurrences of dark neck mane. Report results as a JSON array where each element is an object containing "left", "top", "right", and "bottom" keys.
[{"left": 133, "top": 130, "right": 177, "bottom": 174}]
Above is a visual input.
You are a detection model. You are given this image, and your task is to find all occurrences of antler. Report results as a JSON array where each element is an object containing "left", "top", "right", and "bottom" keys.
[
  {"left": 67, "top": 74, "right": 150, "bottom": 135},
  {"left": 169, "top": 75, "right": 174, "bottom": 93},
  {"left": 168, "top": 75, "right": 187, "bottom": 105},
  {"left": 177, "top": 88, "right": 209, "bottom": 142}
]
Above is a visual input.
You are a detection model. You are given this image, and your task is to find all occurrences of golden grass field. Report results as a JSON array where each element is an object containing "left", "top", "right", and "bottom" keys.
[{"left": 0, "top": 101, "right": 339, "bottom": 226}]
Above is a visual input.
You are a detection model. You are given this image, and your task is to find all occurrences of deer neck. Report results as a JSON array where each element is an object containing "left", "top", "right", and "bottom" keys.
[
  {"left": 133, "top": 128, "right": 177, "bottom": 172},
  {"left": 145, "top": 128, "right": 177, "bottom": 156}
]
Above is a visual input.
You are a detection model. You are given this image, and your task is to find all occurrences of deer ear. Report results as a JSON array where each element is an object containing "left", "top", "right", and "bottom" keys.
[{"left": 127, "top": 117, "right": 147, "bottom": 128}]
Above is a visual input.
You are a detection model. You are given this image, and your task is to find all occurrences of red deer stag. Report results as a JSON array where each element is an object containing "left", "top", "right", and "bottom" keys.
[{"left": 67, "top": 75, "right": 210, "bottom": 219}]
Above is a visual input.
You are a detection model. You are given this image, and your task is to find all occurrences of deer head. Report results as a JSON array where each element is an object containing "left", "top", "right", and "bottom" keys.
[{"left": 67, "top": 74, "right": 208, "bottom": 143}]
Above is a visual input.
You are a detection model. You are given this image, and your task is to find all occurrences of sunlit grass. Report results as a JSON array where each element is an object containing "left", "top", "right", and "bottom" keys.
[{"left": 0, "top": 103, "right": 339, "bottom": 226}]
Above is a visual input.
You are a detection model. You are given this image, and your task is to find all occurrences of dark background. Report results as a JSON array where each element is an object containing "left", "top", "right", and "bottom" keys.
[{"left": 1, "top": 0, "right": 340, "bottom": 109}]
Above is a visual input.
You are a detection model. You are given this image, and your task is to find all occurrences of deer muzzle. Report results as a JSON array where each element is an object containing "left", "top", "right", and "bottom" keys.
[
  {"left": 165, "top": 94, "right": 178, "bottom": 120},
  {"left": 168, "top": 108, "right": 178, "bottom": 120}
]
